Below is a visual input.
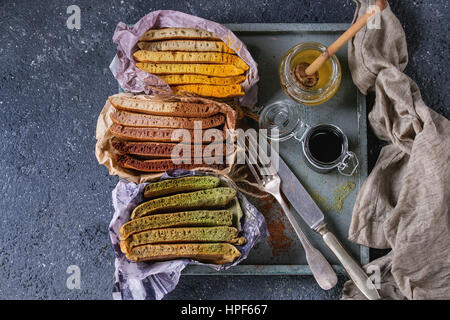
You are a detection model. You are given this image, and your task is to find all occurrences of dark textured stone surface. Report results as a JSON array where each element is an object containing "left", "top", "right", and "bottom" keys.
[{"left": 0, "top": 0, "right": 448, "bottom": 300}]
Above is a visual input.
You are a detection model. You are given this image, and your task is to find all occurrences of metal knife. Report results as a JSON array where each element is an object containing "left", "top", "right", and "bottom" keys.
[{"left": 278, "top": 155, "right": 380, "bottom": 300}]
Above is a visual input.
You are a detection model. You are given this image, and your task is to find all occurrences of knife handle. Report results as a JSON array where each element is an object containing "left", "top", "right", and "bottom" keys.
[{"left": 317, "top": 224, "right": 380, "bottom": 300}]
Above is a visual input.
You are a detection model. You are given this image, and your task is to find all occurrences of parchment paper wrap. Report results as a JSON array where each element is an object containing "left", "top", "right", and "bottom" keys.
[
  {"left": 110, "top": 10, "right": 259, "bottom": 109},
  {"left": 109, "top": 171, "right": 269, "bottom": 300},
  {"left": 95, "top": 92, "right": 238, "bottom": 184}
]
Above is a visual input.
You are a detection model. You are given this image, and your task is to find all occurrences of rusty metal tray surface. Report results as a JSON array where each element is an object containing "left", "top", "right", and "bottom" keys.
[{"left": 182, "top": 23, "right": 369, "bottom": 275}]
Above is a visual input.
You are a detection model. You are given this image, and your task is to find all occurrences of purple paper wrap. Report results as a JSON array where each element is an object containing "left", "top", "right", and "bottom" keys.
[
  {"left": 109, "top": 170, "right": 269, "bottom": 300},
  {"left": 110, "top": 10, "right": 259, "bottom": 109}
]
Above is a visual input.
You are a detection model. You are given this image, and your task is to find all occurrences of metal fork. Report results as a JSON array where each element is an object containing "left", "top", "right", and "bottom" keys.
[{"left": 244, "top": 135, "right": 338, "bottom": 290}]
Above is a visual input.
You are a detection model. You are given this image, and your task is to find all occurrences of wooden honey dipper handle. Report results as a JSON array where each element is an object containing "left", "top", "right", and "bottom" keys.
[{"left": 305, "top": 0, "right": 388, "bottom": 76}]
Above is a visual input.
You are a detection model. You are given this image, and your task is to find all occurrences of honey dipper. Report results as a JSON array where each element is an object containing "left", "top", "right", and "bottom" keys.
[{"left": 294, "top": 0, "right": 388, "bottom": 88}]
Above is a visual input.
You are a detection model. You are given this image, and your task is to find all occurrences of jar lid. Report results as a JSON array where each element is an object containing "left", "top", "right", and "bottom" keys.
[{"left": 259, "top": 100, "right": 302, "bottom": 142}]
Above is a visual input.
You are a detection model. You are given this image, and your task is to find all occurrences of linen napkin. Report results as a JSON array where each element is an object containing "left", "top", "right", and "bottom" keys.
[{"left": 342, "top": 0, "right": 450, "bottom": 300}]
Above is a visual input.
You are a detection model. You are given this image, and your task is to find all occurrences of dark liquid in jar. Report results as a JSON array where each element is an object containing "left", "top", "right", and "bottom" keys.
[{"left": 308, "top": 129, "right": 343, "bottom": 163}]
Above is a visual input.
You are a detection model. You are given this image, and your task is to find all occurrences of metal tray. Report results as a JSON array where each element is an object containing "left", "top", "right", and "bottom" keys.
[{"left": 183, "top": 23, "right": 369, "bottom": 275}]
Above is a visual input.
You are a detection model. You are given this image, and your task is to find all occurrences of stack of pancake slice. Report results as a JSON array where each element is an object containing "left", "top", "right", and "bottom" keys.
[
  {"left": 120, "top": 176, "right": 246, "bottom": 264},
  {"left": 108, "top": 93, "right": 234, "bottom": 173},
  {"left": 133, "top": 27, "right": 249, "bottom": 99}
]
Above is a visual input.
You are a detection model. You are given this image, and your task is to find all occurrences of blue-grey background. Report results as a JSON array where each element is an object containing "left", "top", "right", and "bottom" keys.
[{"left": 0, "top": 0, "right": 448, "bottom": 299}]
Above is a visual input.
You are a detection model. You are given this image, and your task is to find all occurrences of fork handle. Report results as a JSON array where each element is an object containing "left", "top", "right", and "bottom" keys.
[{"left": 273, "top": 194, "right": 338, "bottom": 290}]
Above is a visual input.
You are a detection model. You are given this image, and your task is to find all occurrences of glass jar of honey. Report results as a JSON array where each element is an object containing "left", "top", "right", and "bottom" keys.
[{"left": 279, "top": 42, "right": 341, "bottom": 106}]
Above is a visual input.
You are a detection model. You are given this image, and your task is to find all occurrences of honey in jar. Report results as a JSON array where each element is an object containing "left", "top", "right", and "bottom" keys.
[
  {"left": 291, "top": 49, "right": 333, "bottom": 90},
  {"left": 279, "top": 42, "right": 342, "bottom": 106}
]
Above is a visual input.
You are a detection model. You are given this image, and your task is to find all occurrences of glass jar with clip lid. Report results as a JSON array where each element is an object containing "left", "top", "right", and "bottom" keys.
[{"left": 259, "top": 100, "right": 358, "bottom": 176}]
